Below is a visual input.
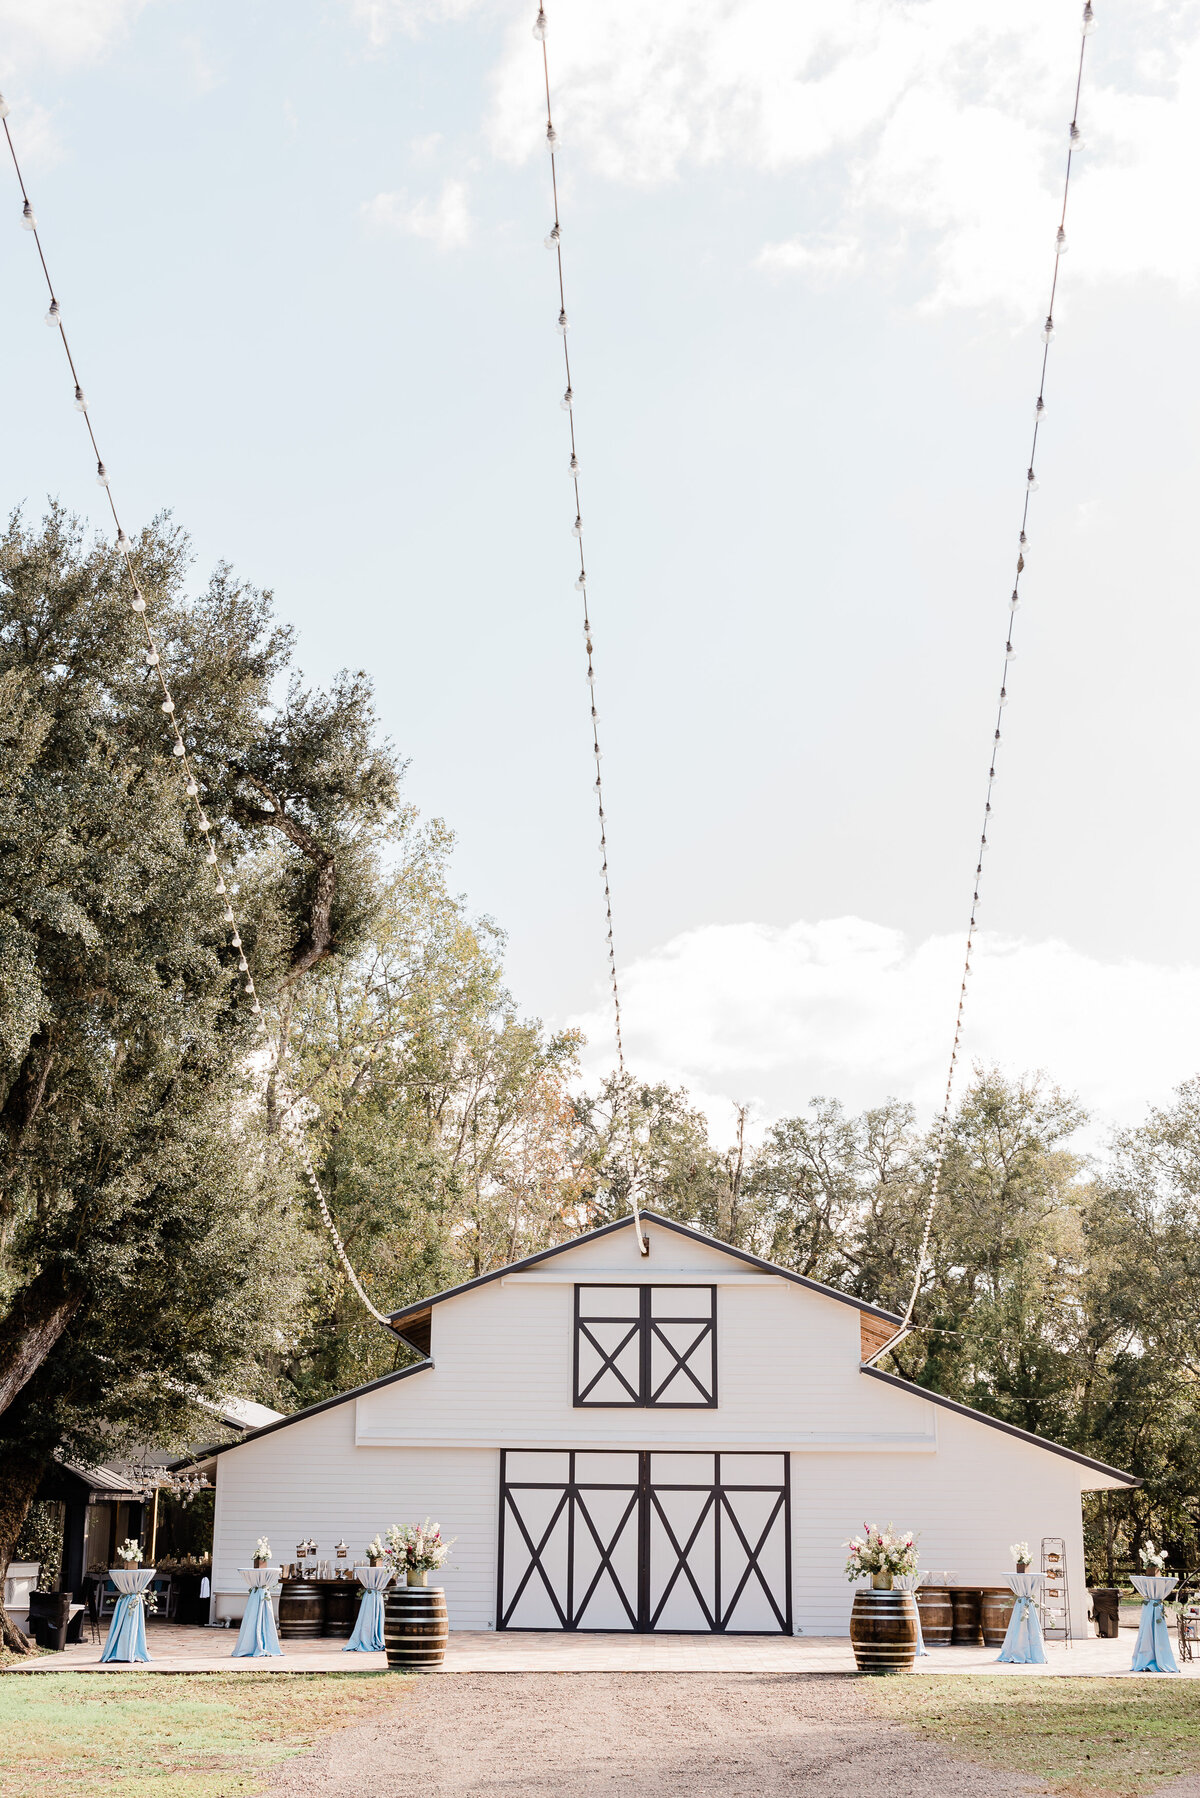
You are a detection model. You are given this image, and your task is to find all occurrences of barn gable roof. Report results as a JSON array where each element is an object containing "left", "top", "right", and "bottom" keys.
[
  {"left": 862, "top": 1366, "right": 1140, "bottom": 1487},
  {"left": 387, "top": 1210, "right": 903, "bottom": 1356}
]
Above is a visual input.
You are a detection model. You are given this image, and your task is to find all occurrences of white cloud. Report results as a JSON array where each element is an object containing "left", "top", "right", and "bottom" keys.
[
  {"left": 477, "top": 0, "right": 1200, "bottom": 313},
  {"left": 756, "top": 234, "right": 863, "bottom": 280},
  {"left": 571, "top": 916, "right": 1200, "bottom": 1144},
  {"left": 361, "top": 179, "right": 473, "bottom": 250},
  {"left": 0, "top": 0, "right": 151, "bottom": 64}
]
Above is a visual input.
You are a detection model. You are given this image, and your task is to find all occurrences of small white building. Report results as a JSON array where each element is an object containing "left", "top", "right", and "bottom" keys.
[{"left": 207, "top": 1212, "right": 1135, "bottom": 1635}]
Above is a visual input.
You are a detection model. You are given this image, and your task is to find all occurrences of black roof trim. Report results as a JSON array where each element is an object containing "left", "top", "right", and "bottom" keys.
[
  {"left": 386, "top": 1210, "right": 903, "bottom": 1327},
  {"left": 861, "top": 1365, "right": 1141, "bottom": 1486},
  {"left": 171, "top": 1360, "right": 434, "bottom": 1464}
]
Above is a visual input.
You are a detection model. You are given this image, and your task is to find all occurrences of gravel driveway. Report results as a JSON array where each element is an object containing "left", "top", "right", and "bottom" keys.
[{"left": 262, "top": 1673, "right": 1051, "bottom": 1797}]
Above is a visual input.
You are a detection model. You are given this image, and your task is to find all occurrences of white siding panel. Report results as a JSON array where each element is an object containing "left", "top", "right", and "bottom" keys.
[
  {"left": 790, "top": 1408, "right": 1090, "bottom": 1637},
  {"left": 212, "top": 1407, "right": 498, "bottom": 1628}
]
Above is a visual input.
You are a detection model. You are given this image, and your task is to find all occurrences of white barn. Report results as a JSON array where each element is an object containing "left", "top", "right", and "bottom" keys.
[{"left": 206, "top": 1212, "right": 1136, "bottom": 1636}]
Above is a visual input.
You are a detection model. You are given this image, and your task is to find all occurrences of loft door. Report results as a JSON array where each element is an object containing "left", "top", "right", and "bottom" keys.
[{"left": 498, "top": 1449, "right": 791, "bottom": 1633}]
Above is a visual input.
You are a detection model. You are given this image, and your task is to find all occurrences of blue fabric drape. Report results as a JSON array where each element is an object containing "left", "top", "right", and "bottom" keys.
[
  {"left": 1131, "top": 1577, "right": 1178, "bottom": 1674},
  {"left": 232, "top": 1579, "right": 283, "bottom": 1658},
  {"left": 997, "top": 1576, "right": 1046, "bottom": 1664},
  {"left": 345, "top": 1566, "right": 392, "bottom": 1652},
  {"left": 100, "top": 1571, "right": 153, "bottom": 1664}
]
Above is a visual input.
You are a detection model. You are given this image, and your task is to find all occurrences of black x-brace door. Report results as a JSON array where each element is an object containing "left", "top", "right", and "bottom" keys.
[{"left": 497, "top": 1449, "right": 791, "bottom": 1633}]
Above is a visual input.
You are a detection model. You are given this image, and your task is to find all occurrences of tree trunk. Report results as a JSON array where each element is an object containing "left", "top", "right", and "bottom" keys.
[
  {"left": 0, "top": 1263, "right": 81, "bottom": 1422},
  {"left": 0, "top": 1441, "right": 50, "bottom": 1656}
]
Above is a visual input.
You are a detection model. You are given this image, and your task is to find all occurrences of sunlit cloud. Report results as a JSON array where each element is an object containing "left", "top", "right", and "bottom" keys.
[{"left": 361, "top": 180, "right": 473, "bottom": 250}]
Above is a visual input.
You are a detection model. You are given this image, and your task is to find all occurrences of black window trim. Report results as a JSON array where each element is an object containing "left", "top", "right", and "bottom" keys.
[{"left": 573, "top": 1283, "right": 718, "bottom": 1409}]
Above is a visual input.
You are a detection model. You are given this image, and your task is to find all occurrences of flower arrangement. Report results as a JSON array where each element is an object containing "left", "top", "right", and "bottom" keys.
[
  {"left": 254, "top": 1536, "right": 272, "bottom": 1567},
  {"left": 116, "top": 1538, "right": 142, "bottom": 1566},
  {"left": 1139, "top": 1540, "right": 1168, "bottom": 1575},
  {"left": 384, "top": 1520, "right": 455, "bottom": 1585},
  {"left": 367, "top": 1535, "right": 385, "bottom": 1566},
  {"left": 1009, "top": 1541, "right": 1032, "bottom": 1571},
  {"left": 843, "top": 1523, "right": 918, "bottom": 1588}
]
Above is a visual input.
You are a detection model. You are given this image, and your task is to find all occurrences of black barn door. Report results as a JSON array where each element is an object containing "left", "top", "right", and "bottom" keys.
[{"left": 497, "top": 1449, "right": 791, "bottom": 1633}]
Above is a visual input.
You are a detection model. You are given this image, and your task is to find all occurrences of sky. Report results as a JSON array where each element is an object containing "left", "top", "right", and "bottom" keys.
[{"left": 3, "top": 0, "right": 1200, "bottom": 1152}]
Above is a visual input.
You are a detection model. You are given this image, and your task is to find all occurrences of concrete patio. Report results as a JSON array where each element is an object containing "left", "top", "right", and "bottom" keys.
[{"left": 5, "top": 1618, "right": 1195, "bottom": 1677}]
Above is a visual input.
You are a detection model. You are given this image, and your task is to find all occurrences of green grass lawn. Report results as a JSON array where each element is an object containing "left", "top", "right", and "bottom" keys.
[
  {"left": 0, "top": 1670, "right": 411, "bottom": 1798},
  {"left": 871, "top": 1676, "right": 1200, "bottom": 1797}
]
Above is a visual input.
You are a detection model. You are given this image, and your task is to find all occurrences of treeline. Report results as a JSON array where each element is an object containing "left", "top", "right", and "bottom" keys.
[{"left": 1, "top": 512, "right": 1196, "bottom": 1651}]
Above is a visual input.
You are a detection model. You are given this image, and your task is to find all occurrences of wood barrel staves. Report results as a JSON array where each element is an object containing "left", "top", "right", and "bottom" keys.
[
  {"left": 323, "top": 1583, "right": 357, "bottom": 1638},
  {"left": 278, "top": 1581, "right": 325, "bottom": 1640},
  {"left": 849, "top": 1589, "right": 919, "bottom": 1675},
  {"left": 385, "top": 1586, "right": 449, "bottom": 1673},
  {"left": 951, "top": 1588, "right": 983, "bottom": 1645},
  {"left": 980, "top": 1588, "right": 1015, "bottom": 1646},
  {"left": 916, "top": 1587, "right": 952, "bottom": 1647}
]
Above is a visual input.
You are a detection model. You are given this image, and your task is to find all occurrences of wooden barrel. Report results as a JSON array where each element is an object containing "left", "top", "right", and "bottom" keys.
[
  {"left": 981, "top": 1587, "right": 1015, "bottom": 1646},
  {"left": 916, "top": 1586, "right": 952, "bottom": 1646},
  {"left": 323, "top": 1584, "right": 357, "bottom": 1638},
  {"left": 849, "top": 1589, "right": 919, "bottom": 1675},
  {"left": 278, "top": 1581, "right": 325, "bottom": 1640},
  {"left": 385, "top": 1586, "right": 448, "bottom": 1673},
  {"left": 951, "top": 1588, "right": 982, "bottom": 1645}
]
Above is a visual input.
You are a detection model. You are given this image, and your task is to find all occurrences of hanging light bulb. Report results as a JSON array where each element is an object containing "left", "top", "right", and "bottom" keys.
[
  {"left": 238, "top": 955, "right": 249, "bottom": 972},
  {"left": 572, "top": 513, "right": 583, "bottom": 537},
  {"left": 1026, "top": 467, "right": 1038, "bottom": 492},
  {"left": 568, "top": 453, "right": 580, "bottom": 476},
  {"left": 0, "top": 95, "right": 9, "bottom": 121},
  {"left": 198, "top": 815, "right": 210, "bottom": 832},
  {"left": 21, "top": 200, "right": 35, "bottom": 231},
  {"left": 1009, "top": 590, "right": 1020, "bottom": 611},
  {"left": 144, "top": 649, "right": 159, "bottom": 667},
  {"left": 1005, "top": 640, "right": 1017, "bottom": 658},
  {"left": 205, "top": 846, "right": 217, "bottom": 864},
  {"left": 1069, "top": 122, "right": 1085, "bottom": 151},
  {"left": 117, "top": 529, "right": 133, "bottom": 555},
  {"left": 1034, "top": 396, "right": 1046, "bottom": 423},
  {"left": 545, "top": 223, "right": 560, "bottom": 250},
  {"left": 575, "top": 570, "right": 587, "bottom": 590},
  {"left": 186, "top": 777, "right": 198, "bottom": 795},
  {"left": 1019, "top": 529, "right": 1030, "bottom": 553},
  {"left": 999, "top": 688, "right": 1009, "bottom": 706},
  {"left": 161, "top": 698, "right": 175, "bottom": 714},
  {"left": 1055, "top": 226, "right": 1068, "bottom": 255},
  {"left": 131, "top": 594, "right": 146, "bottom": 613},
  {"left": 224, "top": 905, "right": 235, "bottom": 922},
  {"left": 215, "top": 878, "right": 226, "bottom": 893},
  {"left": 74, "top": 384, "right": 88, "bottom": 413},
  {"left": 172, "top": 741, "right": 186, "bottom": 757},
  {"left": 546, "top": 123, "right": 559, "bottom": 152},
  {"left": 96, "top": 461, "right": 110, "bottom": 487},
  {"left": 560, "top": 387, "right": 573, "bottom": 411},
  {"left": 533, "top": 6, "right": 548, "bottom": 40},
  {"left": 556, "top": 309, "right": 568, "bottom": 334},
  {"left": 1042, "top": 315, "right": 1055, "bottom": 344},
  {"left": 1082, "top": 1, "right": 1096, "bottom": 33},
  {"left": 44, "top": 298, "right": 62, "bottom": 327}
]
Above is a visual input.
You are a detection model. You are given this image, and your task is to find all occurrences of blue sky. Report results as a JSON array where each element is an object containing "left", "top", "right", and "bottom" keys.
[{"left": 4, "top": 0, "right": 1200, "bottom": 1142}]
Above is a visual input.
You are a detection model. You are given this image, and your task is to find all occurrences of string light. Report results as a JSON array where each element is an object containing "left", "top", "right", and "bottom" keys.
[
  {"left": 534, "top": 5, "right": 647, "bottom": 1256},
  {"left": 2, "top": 100, "right": 394, "bottom": 1330},
  {"left": 868, "top": 0, "right": 1096, "bottom": 1365}
]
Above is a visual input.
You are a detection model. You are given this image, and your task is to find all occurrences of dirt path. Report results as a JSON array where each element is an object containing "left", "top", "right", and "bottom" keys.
[{"left": 261, "top": 1673, "right": 1051, "bottom": 1797}]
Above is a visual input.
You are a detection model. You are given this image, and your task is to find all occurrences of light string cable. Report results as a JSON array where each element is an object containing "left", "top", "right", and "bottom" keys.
[
  {"left": 533, "top": 6, "right": 648, "bottom": 1254},
  {"left": 866, "top": 0, "right": 1097, "bottom": 1366},
  {"left": 0, "top": 101, "right": 393, "bottom": 1329}
]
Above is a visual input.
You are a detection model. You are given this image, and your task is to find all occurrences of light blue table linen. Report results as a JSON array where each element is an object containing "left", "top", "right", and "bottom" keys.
[
  {"left": 100, "top": 1568, "right": 154, "bottom": 1664},
  {"left": 1131, "top": 1575, "right": 1178, "bottom": 1673},
  {"left": 997, "top": 1573, "right": 1046, "bottom": 1664},
  {"left": 345, "top": 1565, "right": 393, "bottom": 1652},
  {"left": 232, "top": 1567, "right": 283, "bottom": 1658}
]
